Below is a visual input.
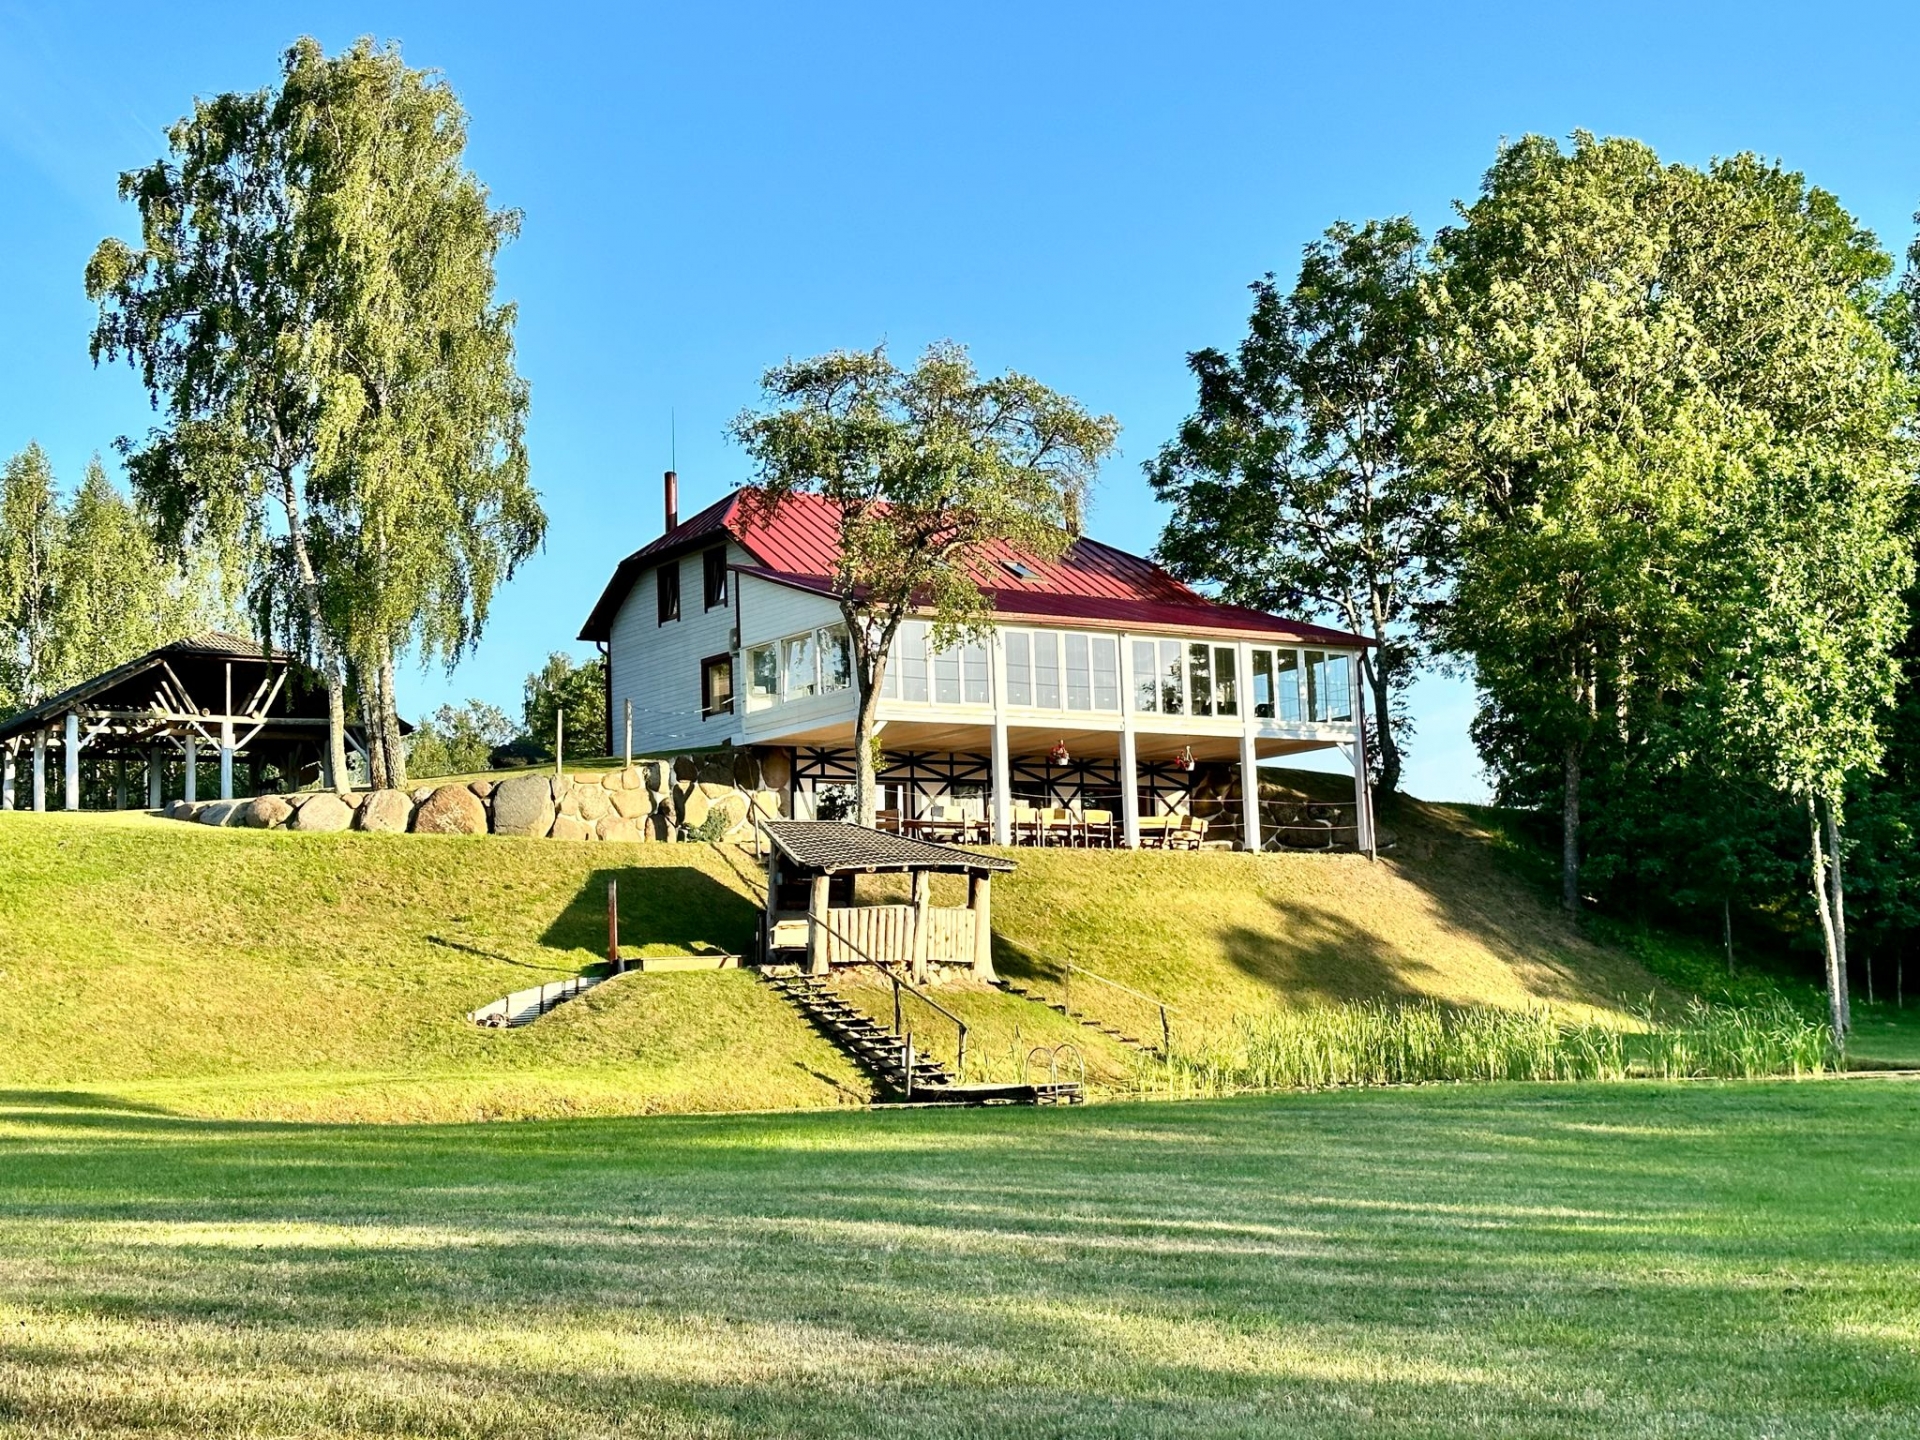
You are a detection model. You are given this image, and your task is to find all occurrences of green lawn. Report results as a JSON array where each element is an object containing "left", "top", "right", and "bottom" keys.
[{"left": 3, "top": 1080, "right": 1917, "bottom": 1437}]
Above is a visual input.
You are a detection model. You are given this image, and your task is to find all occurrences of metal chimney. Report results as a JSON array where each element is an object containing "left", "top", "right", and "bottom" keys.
[{"left": 664, "top": 470, "right": 679, "bottom": 532}]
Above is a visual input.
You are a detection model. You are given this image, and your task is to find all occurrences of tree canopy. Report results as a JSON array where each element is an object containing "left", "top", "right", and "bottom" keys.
[{"left": 732, "top": 343, "right": 1118, "bottom": 824}]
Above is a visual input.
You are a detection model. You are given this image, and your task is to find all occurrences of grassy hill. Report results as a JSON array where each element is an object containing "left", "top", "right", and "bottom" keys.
[{"left": 0, "top": 773, "right": 1678, "bottom": 1120}]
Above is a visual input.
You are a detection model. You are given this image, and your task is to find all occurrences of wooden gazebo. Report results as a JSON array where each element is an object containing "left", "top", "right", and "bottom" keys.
[
  {"left": 760, "top": 820, "right": 1015, "bottom": 982},
  {"left": 0, "top": 632, "right": 372, "bottom": 812}
]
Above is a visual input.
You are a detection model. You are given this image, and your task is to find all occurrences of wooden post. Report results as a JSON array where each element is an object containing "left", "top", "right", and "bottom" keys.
[
  {"left": 63, "top": 712, "right": 79, "bottom": 811},
  {"left": 969, "top": 871, "right": 994, "bottom": 980},
  {"left": 910, "top": 869, "right": 932, "bottom": 984},
  {"left": 184, "top": 736, "right": 197, "bottom": 803},
  {"left": 608, "top": 878, "right": 621, "bottom": 973},
  {"left": 623, "top": 698, "right": 633, "bottom": 769},
  {"left": 147, "top": 745, "right": 163, "bottom": 810},
  {"left": 1239, "top": 729, "right": 1261, "bottom": 853},
  {"left": 555, "top": 708, "right": 564, "bottom": 782},
  {"left": 113, "top": 756, "right": 127, "bottom": 810},
  {"left": 31, "top": 729, "right": 46, "bottom": 812},
  {"left": 1, "top": 743, "right": 13, "bottom": 811},
  {"left": 807, "top": 872, "right": 831, "bottom": 977},
  {"left": 1120, "top": 725, "right": 1141, "bottom": 850}
]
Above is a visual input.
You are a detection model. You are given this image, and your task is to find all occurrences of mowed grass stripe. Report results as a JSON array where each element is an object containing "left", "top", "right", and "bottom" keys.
[{"left": 2, "top": 1081, "right": 1917, "bottom": 1437}]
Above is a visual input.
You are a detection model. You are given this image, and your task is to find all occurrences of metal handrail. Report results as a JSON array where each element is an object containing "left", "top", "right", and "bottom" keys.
[
  {"left": 884, "top": 964, "right": 969, "bottom": 1079},
  {"left": 1020, "top": 948, "right": 1182, "bottom": 1053}
]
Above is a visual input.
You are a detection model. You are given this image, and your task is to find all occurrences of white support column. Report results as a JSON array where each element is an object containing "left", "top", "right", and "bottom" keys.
[
  {"left": 1239, "top": 729, "right": 1262, "bottom": 854},
  {"left": 1119, "top": 724, "right": 1141, "bottom": 849},
  {"left": 219, "top": 720, "right": 235, "bottom": 801},
  {"left": 113, "top": 757, "right": 127, "bottom": 810},
  {"left": 1, "top": 744, "right": 14, "bottom": 811},
  {"left": 989, "top": 631, "right": 1012, "bottom": 846},
  {"left": 32, "top": 728, "right": 47, "bottom": 812},
  {"left": 184, "top": 737, "right": 198, "bottom": 803},
  {"left": 147, "top": 746, "right": 163, "bottom": 810},
  {"left": 63, "top": 712, "right": 79, "bottom": 811}
]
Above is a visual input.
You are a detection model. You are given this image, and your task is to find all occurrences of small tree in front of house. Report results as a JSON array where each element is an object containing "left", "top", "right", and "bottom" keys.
[{"left": 731, "top": 343, "right": 1118, "bottom": 827}]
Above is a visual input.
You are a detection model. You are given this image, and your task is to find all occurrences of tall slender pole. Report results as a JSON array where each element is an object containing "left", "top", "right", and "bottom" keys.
[
  {"left": 555, "top": 708, "right": 564, "bottom": 783},
  {"left": 624, "top": 698, "right": 633, "bottom": 769},
  {"left": 607, "top": 878, "right": 621, "bottom": 973}
]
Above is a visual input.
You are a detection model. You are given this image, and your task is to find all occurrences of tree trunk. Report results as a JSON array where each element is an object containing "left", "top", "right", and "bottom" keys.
[
  {"left": 1561, "top": 740, "right": 1581, "bottom": 915},
  {"left": 355, "top": 658, "right": 386, "bottom": 792},
  {"left": 1366, "top": 653, "right": 1401, "bottom": 795},
  {"left": 279, "top": 471, "right": 349, "bottom": 792},
  {"left": 378, "top": 644, "right": 407, "bottom": 790},
  {"left": 1825, "top": 799, "right": 1851, "bottom": 1033},
  {"left": 1808, "top": 796, "right": 1848, "bottom": 1043},
  {"left": 852, "top": 678, "right": 882, "bottom": 828}
]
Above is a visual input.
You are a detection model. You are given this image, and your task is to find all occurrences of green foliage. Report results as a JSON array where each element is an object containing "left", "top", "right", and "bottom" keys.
[
  {"left": 407, "top": 700, "right": 518, "bottom": 779},
  {"left": 1154, "top": 996, "right": 1830, "bottom": 1095},
  {"left": 522, "top": 651, "right": 607, "bottom": 758},
  {"left": 685, "top": 807, "right": 731, "bottom": 844},
  {"left": 1150, "top": 218, "right": 1445, "bottom": 792},
  {"left": 0, "top": 446, "right": 226, "bottom": 719},
  {"left": 86, "top": 36, "right": 542, "bottom": 792},
  {"left": 731, "top": 342, "right": 1119, "bottom": 822}
]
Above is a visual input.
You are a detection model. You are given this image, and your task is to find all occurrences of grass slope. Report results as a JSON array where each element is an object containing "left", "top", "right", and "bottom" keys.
[
  {"left": 0, "top": 785, "right": 1666, "bottom": 1119},
  {"left": 3, "top": 1081, "right": 1917, "bottom": 1438}
]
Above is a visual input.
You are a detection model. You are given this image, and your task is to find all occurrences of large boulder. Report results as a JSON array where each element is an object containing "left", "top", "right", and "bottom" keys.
[
  {"left": 165, "top": 799, "right": 198, "bottom": 822},
  {"left": 357, "top": 789, "right": 414, "bottom": 834},
  {"left": 619, "top": 766, "right": 644, "bottom": 791},
  {"left": 470, "top": 780, "right": 496, "bottom": 800},
  {"left": 679, "top": 788, "right": 711, "bottom": 833},
  {"left": 672, "top": 754, "right": 698, "bottom": 785},
  {"left": 731, "top": 752, "right": 761, "bottom": 790},
  {"left": 610, "top": 787, "right": 652, "bottom": 819},
  {"left": 757, "top": 749, "right": 792, "bottom": 792},
  {"left": 491, "top": 774, "right": 556, "bottom": 837},
  {"left": 195, "top": 798, "right": 245, "bottom": 827},
  {"left": 290, "top": 792, "right": 353, "bottom": 833},
  {"left": 550, "top": 813, "right": 592, "bottom": 842},
  {"left": 696, "top": 751, "right": 736, "bottom": 786},
  {"left": 597, "top": 814, "right": 646, "bottom": 843},
  {"left": 641, "top": 760, "right": 668, "bottom": 792},
  {"left": 575, "top": 786, "right": 612, "bottom": 822},
  {"left": 239, "top": 795, "right": 293, "bottom": 829},
  {"left": 414, "top": 783, "right": 487, "bottom": 835}
]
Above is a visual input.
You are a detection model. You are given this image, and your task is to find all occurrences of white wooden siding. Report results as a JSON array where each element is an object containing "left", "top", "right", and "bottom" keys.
[
  {"left": 737, "top": 574, "right": 843, "bottom": 647},
  {"left": 607, "top": 541, "right": 750, "bottom": 753}
]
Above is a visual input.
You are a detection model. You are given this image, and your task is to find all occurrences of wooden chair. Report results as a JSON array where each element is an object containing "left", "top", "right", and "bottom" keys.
[
  {"left": 1082, "top": 808, "right": 1115, "bottom": 847},
  {"left": 1010, "top": 804, "right": 1042, "bottom": 845}
]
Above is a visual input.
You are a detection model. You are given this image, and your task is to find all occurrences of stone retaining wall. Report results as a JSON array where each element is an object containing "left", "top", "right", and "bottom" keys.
[{"left": 160, "top": 748, "right": 792, "bottom": 842}]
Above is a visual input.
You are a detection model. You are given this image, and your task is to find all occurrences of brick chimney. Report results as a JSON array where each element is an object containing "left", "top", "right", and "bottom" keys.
[{"left": 664, "top": 470, "right": 679, "bottom": 532}]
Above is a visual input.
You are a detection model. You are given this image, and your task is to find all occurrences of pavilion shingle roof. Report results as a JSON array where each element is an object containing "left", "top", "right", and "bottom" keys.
[{"left": 761, "top": 820, "right": 1015, "bottom": 875}]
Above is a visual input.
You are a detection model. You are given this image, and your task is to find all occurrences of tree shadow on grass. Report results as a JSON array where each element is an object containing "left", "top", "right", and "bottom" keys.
[
  {"left": 1220, "top": 897, "right": 1429, "bottom": 1006},
  {"left": 539, "top": 866, "right": 760, "bottom": 958}
]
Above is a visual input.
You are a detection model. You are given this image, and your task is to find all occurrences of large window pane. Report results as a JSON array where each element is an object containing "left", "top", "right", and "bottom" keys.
[
  {"left": 747, "top": 645, "right": 779, "bottom": 712},
  {"left": 1276, "top": 649, "right": 1302, "bottom": 721},
  {"left": 1092, "top": 636, "right": 1119, "bottom": 711},
  {"left": 821, "top": 627, "right": 852, "bottom": 691},
  {"left": 962, "top": 642, "right": 990, "bottom": 704},
  {"left": 899, "top": 621, "right": 928, "bottom": 703},
  {"left": 1034, "top": 632, "right": 1061, "bottom": 709},
  {"left": 1213, "top": 645, "right": 1238, "bottom": 717},
  {"left": 1321, "top": 652, "right": 1353, "bottom": 722},
  {"left": 784, "top": 633, "right": 817, "bottom": 699},
  {"left": 1251, "top": 648, "right": 1274, "bottom": 719},
  {"left": 1131, "top": 640, "right": 1157, "bottom": 712},
  {"left": 934, "top": 645, "right": 962, "bottom": 704},
  {"left": 1064, "top": 632, "right": 1092, "bottom": 710},
  {"left": 1304, "top": 649, "right": 1322, "bottom": 720},
  {"left": 1188, "top": 642, "right": 1213, "bottom": 717},
  {"left": 1159, "top": 640, "right": 1184, "bottom": 714},
  {"left": 1006, "top": 631, "right": 1032, "bottom": 706}
]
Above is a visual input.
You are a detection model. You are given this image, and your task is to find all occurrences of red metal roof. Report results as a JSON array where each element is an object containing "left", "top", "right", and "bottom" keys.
[{"left": 579, "top": 487, "right": 1371, "bottom": 646}]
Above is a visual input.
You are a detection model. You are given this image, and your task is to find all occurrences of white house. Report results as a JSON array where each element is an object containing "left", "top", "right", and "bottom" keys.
[{"left": 579, "top": 473, "right": 1376, "bottom": 851}]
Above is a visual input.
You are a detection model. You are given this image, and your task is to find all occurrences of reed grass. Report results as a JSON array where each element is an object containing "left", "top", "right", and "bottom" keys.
[{"left": 1143, "top": 997, "right": 1831, "bottom": 1097}]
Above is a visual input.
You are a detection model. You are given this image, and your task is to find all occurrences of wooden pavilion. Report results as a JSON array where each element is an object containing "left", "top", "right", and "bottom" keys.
[
  {"left": 759, "top": 820, "right": 1015, "bottom": 982},
  {"left": 0, "top": 632, "right": 370, "bottom": 812}
]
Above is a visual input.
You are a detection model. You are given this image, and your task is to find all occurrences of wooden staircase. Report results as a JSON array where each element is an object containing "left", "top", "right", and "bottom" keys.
[{"left": 764, "top": 972, "right": 1082, "bottom": 1106}]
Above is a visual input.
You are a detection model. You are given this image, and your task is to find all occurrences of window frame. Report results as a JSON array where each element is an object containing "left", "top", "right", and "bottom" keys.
[
  {"left": 699, "top": 652, "right": 734, "bottom": 719},
  {"left": 656, "top": 561, "right": 680, "bottom": 625},
  {"left": 702, "top": 547, "right": 729, "bottom": 611}
]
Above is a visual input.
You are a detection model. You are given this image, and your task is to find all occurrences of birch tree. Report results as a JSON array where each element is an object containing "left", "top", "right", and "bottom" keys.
[
  {"left": 732, "top": 343, "right": 1118, "bottom": 826},
  {"left": 0, "top": 444, "right": 62, "bottom": 715}
]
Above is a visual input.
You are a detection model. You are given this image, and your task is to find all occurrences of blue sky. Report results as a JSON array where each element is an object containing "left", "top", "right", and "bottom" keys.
[{"left": 6, "top": 1, "right": 1920, "bottom": 802}]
